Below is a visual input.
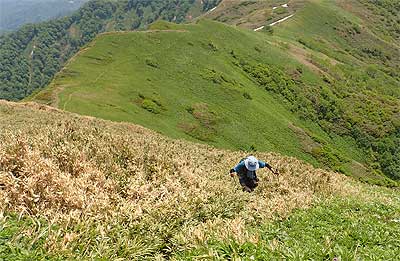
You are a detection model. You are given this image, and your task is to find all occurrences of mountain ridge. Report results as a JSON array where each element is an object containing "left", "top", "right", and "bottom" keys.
[
  {"left": 0, "top": 0, "right": 221, "bottom": 101},
  {"left": 31, "top": 16, "right": 399, "bottom": 184}
]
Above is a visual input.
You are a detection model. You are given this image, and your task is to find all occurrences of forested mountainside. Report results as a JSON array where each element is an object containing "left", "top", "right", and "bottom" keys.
[
  {"left": 0, "top": 0, "right": 87, "bottom": 33},
  {"left": 0, "top": 0, "right": 220, "bottom": 101}
]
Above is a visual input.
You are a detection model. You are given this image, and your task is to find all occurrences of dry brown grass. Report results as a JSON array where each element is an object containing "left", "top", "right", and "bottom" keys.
[{"left": 0, "top": 100, "right": 357, "bottom": 257}]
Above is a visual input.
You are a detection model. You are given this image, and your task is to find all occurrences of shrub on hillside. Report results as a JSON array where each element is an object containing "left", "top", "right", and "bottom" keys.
[
  {"left": 142, "top": 99, "right": 161, "bottom": 114},
  {"left": 145, "top": 58, "right": 159, "bottom": 68},
  {"left": 263, "top": 25, "right": 274, "bottom": 35},
  {"left": 201, "top": 69, "right": 234, "bottom": 85},
  {"left": 243, "top": 92, "right": 252, "bottom": 100},
  {"left": 136, "top": 94, "right": 164, "bottom": 114}
]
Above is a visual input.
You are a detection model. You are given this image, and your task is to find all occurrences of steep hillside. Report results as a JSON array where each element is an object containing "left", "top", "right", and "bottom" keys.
[
  {"left": 268, "top": 0, "right": 400, "bottom": 182},
  {"left": 235, "top": 0, "right": 400, "bottom": 181},
  {"left": 1, "top": 100, "right": 399, "bottom": 259},
  {"left": 32, "top": 17, "right": 398, "bottom": 184},
  {"left": 0, "top": 0, "right": 220, "bottom": 101},
  {"left": 0, "top": 0, "right": 88, "bottom": 33}
]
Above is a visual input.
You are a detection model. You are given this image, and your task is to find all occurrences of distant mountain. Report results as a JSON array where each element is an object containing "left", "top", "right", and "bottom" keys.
[{"left": 0, "top": 0, "right": 88, "bottom": 32}]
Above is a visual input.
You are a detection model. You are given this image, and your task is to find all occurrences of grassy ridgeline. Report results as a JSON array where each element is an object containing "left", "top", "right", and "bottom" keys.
[
  {"left": 0, "top": 101, "right": 399, "bottom": 259},
  {"left": 31, "top": 19, "right": 378, "bottom": 182}
]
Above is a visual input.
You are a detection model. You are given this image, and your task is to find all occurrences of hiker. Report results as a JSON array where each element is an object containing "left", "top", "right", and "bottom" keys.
[{"left": 229, "top": 156, "right": 278, "bottom": 192}]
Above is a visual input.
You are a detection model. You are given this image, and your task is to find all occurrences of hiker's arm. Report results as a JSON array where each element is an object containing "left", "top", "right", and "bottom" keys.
[
  {"left": 259, "top": 160, "right": 278, "bottom": 175},
  {"left": 232, "top": 161, "right": 245, "bottom": 173},
  {"left": 230, "top": 161, "right": 245, "bottom": 176},
  {"left": 258, "top": 160, "right": 271, "bottom": 169}
]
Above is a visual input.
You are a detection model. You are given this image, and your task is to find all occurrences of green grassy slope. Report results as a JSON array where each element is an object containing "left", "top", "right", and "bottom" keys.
[
  {"left": 203, "top": 0, "right": 400, "bottom": 182},
  {"left": 31, "top": 19, "right": 380, "bottom": 182},
  {"left": 1, "top": 101, "right": 399, "bottom": 260}
]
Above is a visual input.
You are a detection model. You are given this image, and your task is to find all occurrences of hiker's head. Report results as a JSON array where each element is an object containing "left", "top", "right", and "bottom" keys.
[{"left": 244, "top": 156, "right": 259, "bottom": 171}]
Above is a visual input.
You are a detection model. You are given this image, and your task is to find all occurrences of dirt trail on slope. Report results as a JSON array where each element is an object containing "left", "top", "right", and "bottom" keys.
[{"left": 269, "top": 13, "right": 295, "bottom": 26}]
